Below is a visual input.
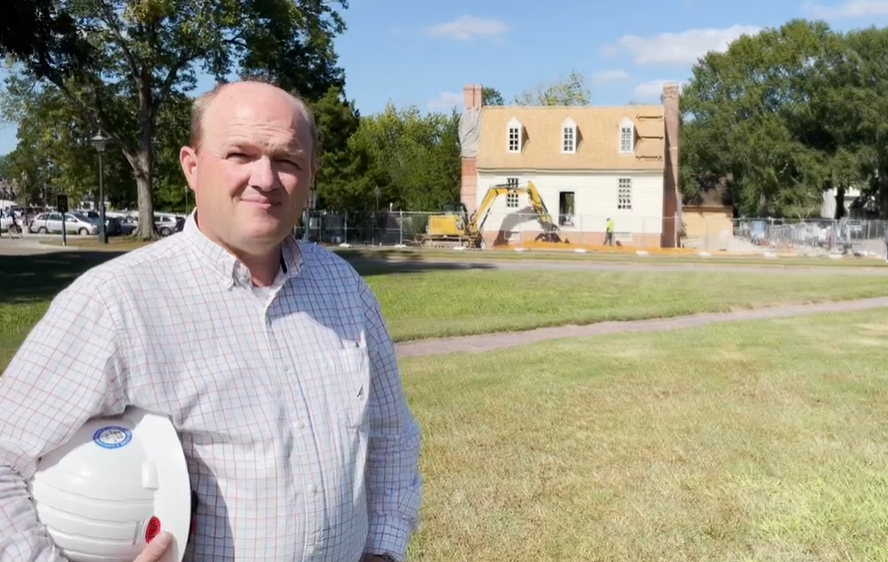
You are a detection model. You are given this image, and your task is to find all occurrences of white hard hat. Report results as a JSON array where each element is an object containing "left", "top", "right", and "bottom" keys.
[{"left": 28, "top": 406, "right": 192, "bottom": 562}]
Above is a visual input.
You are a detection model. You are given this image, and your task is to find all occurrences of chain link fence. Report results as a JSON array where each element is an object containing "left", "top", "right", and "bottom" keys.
[
  {"left": 682, "top": 217, "right": 888, "bottom": 256},
  {"left": 294, "top": 210, "right": 677, "bottom": 249},
  {"left": 293, "top": 210, "right": 888, "bottom": 257}
]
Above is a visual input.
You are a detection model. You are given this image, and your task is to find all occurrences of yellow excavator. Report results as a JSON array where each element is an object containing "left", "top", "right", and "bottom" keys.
[{"left": 422, "top": 179, "right": 567, "bottom": 248}]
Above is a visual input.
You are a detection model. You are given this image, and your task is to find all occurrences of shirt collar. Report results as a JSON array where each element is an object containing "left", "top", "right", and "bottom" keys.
[{"left": 183, "top": 211, "right": 304, "bottom": 289}]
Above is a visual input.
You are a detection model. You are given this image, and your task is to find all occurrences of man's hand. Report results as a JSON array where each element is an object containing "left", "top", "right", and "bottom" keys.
[{"left": 134, "top": 531, "right": 173, "bottom": 562}]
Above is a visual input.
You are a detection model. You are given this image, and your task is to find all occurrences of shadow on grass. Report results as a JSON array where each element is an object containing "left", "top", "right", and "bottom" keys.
[
  {"left": 338, "top": 249, "right": 496, "bottom": 276},
  {"left": 0, "top": 252, "right": 127, "bottom": 304},
  {"left": 0, "top": 248, "right": 495, "bottom": 305}
]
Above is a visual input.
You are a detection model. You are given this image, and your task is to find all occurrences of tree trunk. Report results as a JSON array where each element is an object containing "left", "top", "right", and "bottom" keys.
[
  {"left": 132, "top": 97, "right": 156, "bottom": 240},
  {"left": 834, "top": 185, "right": 845, "bottom": 220},
  {"left": 134, "top": 162, "right": 154, "bottom": 239}
]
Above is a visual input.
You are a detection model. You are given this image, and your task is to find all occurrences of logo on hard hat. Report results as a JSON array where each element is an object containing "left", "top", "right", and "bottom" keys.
[{"left": 93, "top": 425, "right": 133, "bottom": 449}]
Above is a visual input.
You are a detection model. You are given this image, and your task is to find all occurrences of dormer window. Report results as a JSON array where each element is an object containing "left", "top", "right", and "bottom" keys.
[
  {"left": 619, "top": 117, "right": 635, "bottom": 154},
  {"left": 507, "top": 117, "right": 522, "bottom": 153},
  {"left": 561, "top": 117, "right": 576, "bottom": 153}
]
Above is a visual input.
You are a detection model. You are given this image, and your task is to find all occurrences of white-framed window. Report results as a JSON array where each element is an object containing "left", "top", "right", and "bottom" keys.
[
  {"left": 617, "top": 177, "right": 632, "bottom": 210},
  {"left": 618, "top": 117, "right": 634, "bottom": 154},
  {"left": 507, "top": 117, "right": 522, "bottom": 152},
  {"left": 506, "top": 177, "right": 519, "bottom": 207},
  {"left": 561, "top": 117, "right": 576, "bottom": 153},
  {"left": 558, "top": 191, "right": 575, "bottom": 226}
]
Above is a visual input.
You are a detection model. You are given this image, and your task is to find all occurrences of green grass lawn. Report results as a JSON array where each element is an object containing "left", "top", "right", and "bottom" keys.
[
  {"left": 3, "top": 248, "right": 888, "bottom": 559},
  {"left": 370, "top": 268, "right": 888, "bottom": 341},
  {"left": 5, "top": 251, "right": 888, "bottom": 370},
  {"left": 401, "top": 308, "right": 888, "bottom": 561}
]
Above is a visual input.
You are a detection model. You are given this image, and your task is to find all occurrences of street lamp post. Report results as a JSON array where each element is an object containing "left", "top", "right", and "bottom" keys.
[{"left": 90, "top": 131, "right": 109, "bottom": 243}]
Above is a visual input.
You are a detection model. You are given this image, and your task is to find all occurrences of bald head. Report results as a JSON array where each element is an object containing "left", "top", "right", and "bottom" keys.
[{"left": 189, "top": 81, "right": 319, "bottom": 166}]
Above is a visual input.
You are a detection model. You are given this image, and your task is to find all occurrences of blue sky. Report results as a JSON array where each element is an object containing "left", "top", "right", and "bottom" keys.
[{"left": 2, "top": 0, "right": 888, "bottom": 155}]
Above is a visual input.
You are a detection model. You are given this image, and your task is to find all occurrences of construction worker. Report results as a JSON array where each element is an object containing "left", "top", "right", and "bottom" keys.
[{"left": 604, "top": 217, "right": 614, "bottom": 246}]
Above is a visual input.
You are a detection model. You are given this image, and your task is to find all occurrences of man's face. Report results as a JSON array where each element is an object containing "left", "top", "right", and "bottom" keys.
[{"left": 179, "top": 85, "right": 316, "bottom": 255}]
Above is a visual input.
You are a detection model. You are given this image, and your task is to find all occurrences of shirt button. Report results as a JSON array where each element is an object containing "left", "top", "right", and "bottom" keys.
[
  {"left": 305, "top": 545, "right": 316, "bottom": 556},
  {"left": 296, "top": 420, "right": 305, "bottom": 429},
  {"left": 308, "top": 482, "right": 319, "bottom": 494}
]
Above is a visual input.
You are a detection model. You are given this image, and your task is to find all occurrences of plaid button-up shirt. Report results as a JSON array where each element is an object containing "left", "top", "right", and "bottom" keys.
[{"left": 0, "top": 215, "right": 422, "bottom": 562}]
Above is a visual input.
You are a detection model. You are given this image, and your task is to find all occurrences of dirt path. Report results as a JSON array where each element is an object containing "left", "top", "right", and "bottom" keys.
[{"left": 395, "top": 296, "right": 888, "bottom": 358}]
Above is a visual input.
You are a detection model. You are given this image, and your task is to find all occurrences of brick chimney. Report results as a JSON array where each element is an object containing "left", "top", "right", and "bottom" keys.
[
  {"left": 661, "top": 82, "right": 680, "bottom": 248},
  {"left": 460, "top": 84, "right": 483, "bottom": 215}
]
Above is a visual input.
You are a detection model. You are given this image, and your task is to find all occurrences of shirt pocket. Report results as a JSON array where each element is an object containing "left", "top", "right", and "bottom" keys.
[{"left": 334, "top": 341, "right": 370, "bottom": 431}]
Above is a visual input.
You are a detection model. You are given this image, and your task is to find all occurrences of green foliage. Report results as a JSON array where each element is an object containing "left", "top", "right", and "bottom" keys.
[
  {"left": 513, "top": 71, "right": 590, "bottom": 106},
  {"left": 151, "top": 93, "right": 192, "bottom": 212},
  {"left": 482, "top": 87, "right": 503, "bottom": 106},
  {"left": 0, "top": 0, "right": 91, "bottom": 79},
  {"left": 680, "top": 19, "right": 888, "bottom": 218},
  {"left": 311, "top": 85, "right": 363, "bottom": 212},
  {"left": 0, "top": 0, "right": 348, "bottom": 237},
  {"left": 345, "top": 103, "right": 460, "bottom": 212},
  {"left": 0, "top": 154, "right": 11, "bottom": 179}
]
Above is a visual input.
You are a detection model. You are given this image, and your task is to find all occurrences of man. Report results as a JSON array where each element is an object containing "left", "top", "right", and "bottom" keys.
[
  {"left": 0, "top": 81, "right": 422, "bottom": 562},
  {"left": 883, "top": 225, "right": 888, "bottom": 261},
  {"left": 604, "top": 217, "right": 614, "bottom": 246}
]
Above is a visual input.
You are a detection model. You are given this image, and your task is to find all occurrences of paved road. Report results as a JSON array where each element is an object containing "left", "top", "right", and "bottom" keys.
[
  {"left": 0, "top": 237, "right": 70, "bottom": 255},
  {"left": 395, "top": 296, "right": 888, "bottom": 358},
  {"left": 350, "top": 256, "right": 888, "bottom": 277},
  {"left": 5, "top": 239, "right": 888, "bottom": 276}
]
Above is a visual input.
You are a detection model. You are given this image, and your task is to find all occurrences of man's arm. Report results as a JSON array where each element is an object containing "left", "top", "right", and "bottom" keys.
[
  {"left": 0, "top": 276, "right": 129, "bottom": 562},
  {"left": 358, "top": 281, "right": 422, "bottom": 562}
]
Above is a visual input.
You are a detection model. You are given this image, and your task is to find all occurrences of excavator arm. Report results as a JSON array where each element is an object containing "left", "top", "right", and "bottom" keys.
[
  {"left": 467, "top": 187, "right": 510, "bottom": 237},
  {"left": 423, "top": 179, "right": 565, "bottom": 248},
  {"left": 523, "top": 182, "right": 561, "bottom": 235},
  {"left": 467, "top": 181, "right": 562, "bottom": 240}
]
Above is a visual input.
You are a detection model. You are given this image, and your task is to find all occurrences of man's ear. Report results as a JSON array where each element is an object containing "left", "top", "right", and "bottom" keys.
[{"left": 180, "top": 146, "right": 198, "bottom": 189}]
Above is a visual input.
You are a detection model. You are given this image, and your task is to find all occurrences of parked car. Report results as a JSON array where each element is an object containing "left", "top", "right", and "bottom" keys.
[
  {"left": 117, "top": 215, "right": 138, "bottom": 236},
  {"left": 73, "top": 211, "right": 123, "bottom": 236},
  {"left": 154, "top": 215, "right": 180, "bottom": 236},
  {"left": 29, "top": 212, "right": 99, "bottom": 235}
]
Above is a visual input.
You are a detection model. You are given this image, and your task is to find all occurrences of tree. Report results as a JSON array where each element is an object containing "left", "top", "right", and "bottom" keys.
[
  {"left": 820, "top": 26, "right": 888, "bottom": 217},
  {"left": 513, "top": 71, "right": 590, "bottom": 106},
  {"left": 482, "top": 87, "right": 504, "bottom": 106},
  {"left": 2, "top": 75, "right": 146, "bottom": 209},
  {"left": 348, "top": 104, "right": 460, "bottom": 212},
  {"left": 311, "top": 86, "right": 363, "bottom": 212},
  {"left": 0, "top": 154, "right": 11, "bottom": 180},
  {"left": 680, "top": 19, "right": 841, "bottom": 217},
  {"left": 0, "top": 0, "right": 90, "bottom": 79},
  {"left": 152, "top": 93, "right": 194, "bottom": 213},
  {"left": 1, "top": 0, "right": 349, "bottom": 238}
]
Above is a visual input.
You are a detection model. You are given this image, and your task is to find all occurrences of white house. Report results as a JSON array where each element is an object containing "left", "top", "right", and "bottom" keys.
[{"left": 457, "top": 83, "right": 681, "bottom": 248}]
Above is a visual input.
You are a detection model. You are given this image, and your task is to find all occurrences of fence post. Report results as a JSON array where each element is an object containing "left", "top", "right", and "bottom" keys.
[
  {"left": 344, "top": 211, "right": 348, "bottom": 244},
  {"left": 399, "top": 210, "right": 403, "bottom": 246},
  {"left": 705, "top": 217, "right": 709, "bottom": 253}
]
